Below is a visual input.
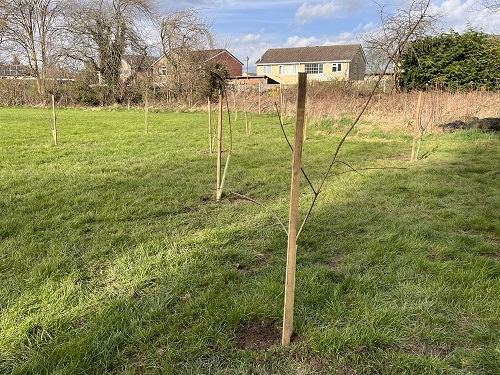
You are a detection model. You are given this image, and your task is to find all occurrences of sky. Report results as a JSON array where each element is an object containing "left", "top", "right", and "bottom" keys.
[{"left": 162, "top": 0, "right": 500, "bottom": 72}]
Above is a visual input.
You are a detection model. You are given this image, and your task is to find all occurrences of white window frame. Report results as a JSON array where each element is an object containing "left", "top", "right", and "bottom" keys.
[
  {"left": 332, "top": 63, "right": 342, "bottom": 73},
  {"left": 158, "top": 66, "right": 167, "bottom": 76},
  {"left": 262, "top": 65, "right": 272, "bottom": 74},
  {"left": 278, "top": 64, "right": 297, "bottom": 76},
  {"left": 304, "top": 63, "right": 323, "bottom": 74}
]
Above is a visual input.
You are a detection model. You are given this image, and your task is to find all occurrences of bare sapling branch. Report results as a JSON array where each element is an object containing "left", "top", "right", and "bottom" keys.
[
  {"left": 275, "top": 102, "right": 317, "bottom": 195},
  {"left": 296, "top": 0, "right": 432, "bottom": 240},
  {"left": 229, "top": 193, "right": 288, "bottom": 235}
]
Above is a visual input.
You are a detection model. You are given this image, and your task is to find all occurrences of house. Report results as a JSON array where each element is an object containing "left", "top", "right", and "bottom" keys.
[
  {"left": 0, "top": 63, "right": 29, "bottom": 79},
  {"left": 120, "top": 55, "right": 158, "bottom": 82},
  {"left": 151, "top": 48, "right": 243, "bottom": 84},
  {"left": 255, "top": 44, "right": 367, "bottom": 84}
]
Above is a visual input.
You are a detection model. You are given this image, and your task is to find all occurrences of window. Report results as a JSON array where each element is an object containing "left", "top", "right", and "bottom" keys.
[
  {"left": 262, "top": 65, "right": 272, "bottom": 74},
  {"left": 279, "top": 65, "right": 297, "bottom": 75},
  {"left": 304, "top": 63, "right": 323, "bottom": 74},
  {"left": 332, "top": 63, "right": 342, "bottom": 73},
  {"left": 158, "top": 66, "right": 167, "bottom": 76}
]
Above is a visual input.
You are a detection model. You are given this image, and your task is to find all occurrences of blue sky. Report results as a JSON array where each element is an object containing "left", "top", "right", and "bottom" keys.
[{"left": 162, "top": 0, "right": 500, "bottom": 72}]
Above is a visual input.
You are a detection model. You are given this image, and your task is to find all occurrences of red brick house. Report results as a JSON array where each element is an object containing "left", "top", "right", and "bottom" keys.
[
  {"left": 152, "top": 49, "right": 243, "bottom": 84},
  {"left": 120, "top": 55, "right": 157, "bottom": 82}
]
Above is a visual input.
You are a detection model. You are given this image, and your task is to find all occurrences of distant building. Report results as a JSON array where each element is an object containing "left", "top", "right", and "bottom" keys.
[
  {"left": 255, "top": 44, "right": 367, "bottom": 84},
  {"left": 120, "top": 55, "right": 158, "bottom": 82},
  {"left": 152, "top": 48, "right": 243, "bottom": 84},
  {"left": 0, "top": 63, "right": 29, "bottom": 79}
]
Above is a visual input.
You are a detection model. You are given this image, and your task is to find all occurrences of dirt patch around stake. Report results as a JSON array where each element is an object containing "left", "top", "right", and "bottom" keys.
[{"left": 235, "top": 319, "right": 281, "bottom": 351}]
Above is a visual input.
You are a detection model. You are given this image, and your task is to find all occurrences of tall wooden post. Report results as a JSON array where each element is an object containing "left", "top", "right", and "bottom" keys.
[
  {"left": 216, "top": 90, "right": 223, "bottom": 201},
  {"left": 244, "top": 94, "right": 249, "bottom": 136},
  {"left": 258, "top": 83, "right": 262, "bottom": 115},
  {"left": 208, "top": 97, "right": 213, "bottom": 154},
  {"left": 144, "top": 91, "right": 149, "bottom": 134},
  {"left": 51, "top": 95, "right": 58, "bottom": 146},
  {"left": 232, "top": 89, "right": 238, "bottom": 121},
  {"left": 280, "top": 83, "right": 284, "bottom": 120},
  {"left": 411, "top": 91, "right": 423, "bottom": 161},
  {"left": 282, "top": 72, "right": 307, "bottom": 346}
]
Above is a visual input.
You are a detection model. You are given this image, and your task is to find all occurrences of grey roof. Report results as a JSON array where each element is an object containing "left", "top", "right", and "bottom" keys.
[
  {"left": 256, "top": 44, "right": 363, "bottom": 64},
  {"left": 157, "top": 49, "right": 243, "bottom": 66},
  {"left": 122, "top": 55, "right": 158, "bottom": 69}
]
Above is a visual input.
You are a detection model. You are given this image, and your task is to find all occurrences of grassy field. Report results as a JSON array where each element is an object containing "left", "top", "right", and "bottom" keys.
[{"left": 0, "top": 106, "right": 499, "bottom": 374}]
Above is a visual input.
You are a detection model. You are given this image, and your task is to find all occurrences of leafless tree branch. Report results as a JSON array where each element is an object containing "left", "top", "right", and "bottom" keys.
[{"left": 296, "top": 0, "right": 432, "bottom": 240}]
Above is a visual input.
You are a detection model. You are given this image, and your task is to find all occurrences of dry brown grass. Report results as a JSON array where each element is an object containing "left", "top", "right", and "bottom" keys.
[{"left": 226, "top": 82, "right": 500, "bottom": 134}]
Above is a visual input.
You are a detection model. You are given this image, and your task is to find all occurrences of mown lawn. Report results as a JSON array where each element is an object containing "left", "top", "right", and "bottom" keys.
[{"left": 0, "top": 106, "right": 499, "bottom": 374}]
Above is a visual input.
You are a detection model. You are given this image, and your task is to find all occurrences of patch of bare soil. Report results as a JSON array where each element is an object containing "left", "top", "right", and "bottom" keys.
[
  {"left": 234, "top": 252, "right": 269, "bottom": 275},
  {"left": 386, "top": 154, "right": 410, "bottom": 161},
  {"left": 321, "top": 253, "right": 345, "bottom": 270},
  {"left": 401, "top": 341, "right": 453, "bottom": 357},
  {"left": 235, "top": 319, "right": 281, "bottom": 351}
]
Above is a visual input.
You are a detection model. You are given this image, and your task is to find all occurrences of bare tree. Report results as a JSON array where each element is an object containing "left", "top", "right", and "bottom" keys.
[
  {"left": 0, "top": 11, "right": 6, "bottom": 43},
  {"left": 362, "top": 0, "right": 437, "bottom": 89},
  {"left": 0, "top": 0, "right": 61, "bottom": 94},
  {"left": 473, "top": 0, "right": 500, "bottom": 12},
  {"left": 159, "top": 9, "right": 215, "bottom": 104},
  {"left": 62, "top": 0, "right": 155, "bottom": 103}
]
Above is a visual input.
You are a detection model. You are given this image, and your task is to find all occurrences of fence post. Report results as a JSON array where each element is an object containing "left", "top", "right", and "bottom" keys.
[
  {"left": 52, "top": 95, "right": 58, "bottom": 146},
  {"left": 411, "top": 91, "right": 423, "bottom": 161},
  {"left": 208, "top": 97, "right": 213, "bottom": 154},
  {"left": 216, "top": 90, "right": 223, "bottom": 201},
  {"left": 282, "top": 72, "right": 307, "bottom": 346},
  {"left": 144, "top": 90, "right": 149, "bottom": 134}
]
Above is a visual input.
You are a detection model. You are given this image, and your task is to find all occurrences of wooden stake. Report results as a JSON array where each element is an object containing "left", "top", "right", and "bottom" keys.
[
  {"left": 282, "top": 72, "right": 307, "bottom": 346},
  {"left": 280, "top": 83, "right": 284, "bottom": 120},
  {"left": 233, "top": 89, "right": 237, "bottom": 121},
  {"left": 244, "top": 94, "right": 249, "bottom": 136},
  {"left": 144, "top": 91, "right": 149, "bottom": 134},
  {"left": 208, "top": 97, "right": 213, "bottom": 154},
  {"left": 258, "top": 83, "right": 262, "bottom": 115},
  {"left": 216, "top": 90, "right": 223, "bottom": 201},
  {"left": 217, "top": 154, "right": 231, "bottom": 201},
  {"left": 51, "top": 95, "right": 58, "bottom": 146},
  {"left": 411, "top": 91, "right": 422, "bottom": 161}
]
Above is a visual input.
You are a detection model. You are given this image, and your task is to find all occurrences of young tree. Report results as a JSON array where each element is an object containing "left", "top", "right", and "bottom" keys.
[
  {"left": 0, "top": 11, "right": 5, "bottom": 43},
  {"left": 362, "top": 0, "right": 437, "bottom": 89},
  {"left": 473, "top": 0, "right": 500, "bottom": 12},
  {"left": 159, "top": 9, "right": 215, "bottom": 104},
  {"left": 0, "top": 0, "right": 61, "bottom": 95},
  {"left": 62, "top": 0, "right": 155, "bottom": 103}
]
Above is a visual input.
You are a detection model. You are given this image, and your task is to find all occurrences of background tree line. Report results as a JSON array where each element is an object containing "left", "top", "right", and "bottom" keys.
[
  {"left": 398, "top": 29, "right": 500, "bottom": 91},
  {"left": 0, "top": 0, "right": 224, "bottom": 105},
  {"left": 0, "top": 0, "right": 499, "bottom": 107}
]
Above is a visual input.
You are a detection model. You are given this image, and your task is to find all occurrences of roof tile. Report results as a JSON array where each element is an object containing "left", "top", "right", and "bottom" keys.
[{"left": 256, "top": 44, "right": 362, "bottom": 64}]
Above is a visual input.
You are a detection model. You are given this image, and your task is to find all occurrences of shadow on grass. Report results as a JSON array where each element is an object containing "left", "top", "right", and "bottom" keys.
[{"left": 2, "top": 128, "right": 499, "bottom": 374}]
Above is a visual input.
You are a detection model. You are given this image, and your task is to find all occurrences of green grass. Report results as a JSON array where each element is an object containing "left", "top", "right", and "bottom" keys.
[{"left": 0, "top": 107, "right": 499, "bottom": 374}]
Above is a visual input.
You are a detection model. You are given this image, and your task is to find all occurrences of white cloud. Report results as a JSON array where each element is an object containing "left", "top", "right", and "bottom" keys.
[
  {"left": 285, "top": 35, "right": 321, "bottom": 47},
  {"left": 325, "top": 31, "right": 360, "bottom": 45},
  {"left": 294, "top": 2, "right": 341, "bottom": 24},
  {"left": 240, "top": 34, "right": 262, "bottom": 43},
  {"left": 283, "top": 31, "right": 360, "bottom": 48},
  {"left": 430, "top": 0, "right": 500, "bottom": 33}
]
